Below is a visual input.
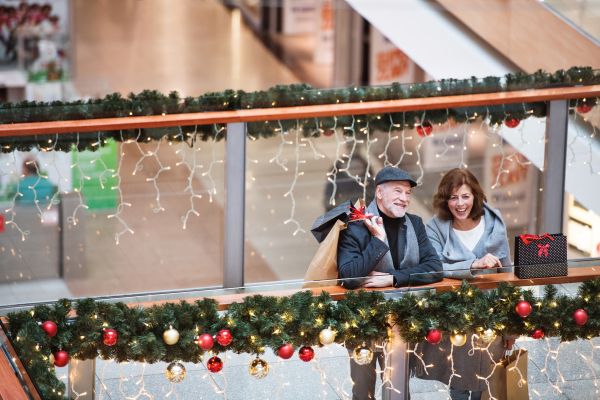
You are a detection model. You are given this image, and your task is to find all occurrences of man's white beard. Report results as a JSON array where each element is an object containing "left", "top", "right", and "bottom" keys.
[{"left": 382, "top": 191, "right": 407, "bottom": 218}]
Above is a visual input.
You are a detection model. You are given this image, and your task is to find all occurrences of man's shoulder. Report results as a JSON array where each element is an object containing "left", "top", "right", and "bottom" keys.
[{"left": 406, "top": 212, "right": 424, "bottom": 227}]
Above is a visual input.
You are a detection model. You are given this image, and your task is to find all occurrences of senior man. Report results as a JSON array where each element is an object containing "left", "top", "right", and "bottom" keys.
[{"left": 337, "top": 166, "right": 443, "bottom": 400}]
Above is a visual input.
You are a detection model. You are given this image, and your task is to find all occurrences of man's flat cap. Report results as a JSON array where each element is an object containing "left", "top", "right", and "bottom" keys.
[{"left": 375, "top": 166, "right": 417, "bottom": 187}]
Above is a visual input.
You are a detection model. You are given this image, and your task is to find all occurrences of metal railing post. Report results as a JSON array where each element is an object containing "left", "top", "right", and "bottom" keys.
[
  {"left": 223, "top": 122, "right": 247, "bottom": 288},
  {"left": 541, "top": 100, "right": 569, "bottom": 234}
]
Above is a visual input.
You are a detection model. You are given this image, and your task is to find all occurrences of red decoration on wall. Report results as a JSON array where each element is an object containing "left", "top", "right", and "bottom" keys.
[
  {"left": 207, "top": 356, "right": 223, "bottom": 373},
  {"left": 573, "top": 309, "right": 588, "bottom": 325},
  {"left": 40, "top": 321, "right": 58, "bottom": 338},
  {"left": 216, "top": 329, "right": 233, "bottom": 346},
  {"left": 426, "top": 329, "right": 442, "bottom": 345},
  {"left": 277, "top": 344, "right": 294, "bottom": 359},
  {"left": 53, "top": 350, "right": 69, "bottom": 367},
  {"left": 515, "top": 301, "right": 532, "bottom": 317},
  {"left": 504, "top": 118, "right": 520, "bottom": 128},
  {"left": 298, "top": 346, "right": 315, "bottom": 362},
  {"left": 531, "top": 329, "right": 544, "bottom": 340},
  {"left": 577, "top": 103, "right": 593, "bottom": 114},
  {"left": 198, "top": 333, "right": 214, "bottom": 350},
  {"left": 103, "top": 329, "right": 118, "bottom": 346},
  {"left": 416, "top": 122, "right": 433, "bottom": 137}
]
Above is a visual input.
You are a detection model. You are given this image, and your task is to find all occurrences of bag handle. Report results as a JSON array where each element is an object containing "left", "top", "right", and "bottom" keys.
[{"left": 519, "top": 233, "right": 554, "bottom": 245}]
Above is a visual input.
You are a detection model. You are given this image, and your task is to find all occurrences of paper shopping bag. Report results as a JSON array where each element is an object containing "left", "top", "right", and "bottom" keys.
[
  {"left": 514, "top": 233, "right": 568, "bottom": 279},
  {"left": 483, "top": 349, "right": 528, "bottom": 400}
]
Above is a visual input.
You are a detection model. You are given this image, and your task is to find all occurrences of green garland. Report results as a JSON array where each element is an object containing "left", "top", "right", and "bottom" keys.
[
  {"left": 5, "top": 278, "right": 600, "bottom": 400},
  {"left": 0, "top": 67, "right": 598, "bottom": 153}
]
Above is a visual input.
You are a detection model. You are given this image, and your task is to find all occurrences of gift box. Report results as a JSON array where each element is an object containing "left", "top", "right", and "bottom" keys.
[{"left": 514, "top": 233, "right": 568, "bottom": 279}]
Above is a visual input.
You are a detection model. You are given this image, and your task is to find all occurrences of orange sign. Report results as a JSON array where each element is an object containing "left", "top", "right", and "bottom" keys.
[
  {"left": 491, "top": 154, "right": 528, "bottom": 187},
  {"left": 376, "top": 49, "right": 409, "bottom": 83}
]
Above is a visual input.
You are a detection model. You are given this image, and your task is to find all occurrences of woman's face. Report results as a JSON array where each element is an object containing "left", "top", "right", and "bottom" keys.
[{"left": 448, "top": 184, "right": 474, "bottom": 221}]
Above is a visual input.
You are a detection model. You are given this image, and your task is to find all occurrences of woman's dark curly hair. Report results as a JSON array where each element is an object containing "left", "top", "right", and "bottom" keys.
[{"left": 432, "top": 168, "right": 487, "bottom": 221}]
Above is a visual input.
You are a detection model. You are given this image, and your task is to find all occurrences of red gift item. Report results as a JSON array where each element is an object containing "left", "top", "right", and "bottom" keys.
[
  {"left": 348, "top": 205, "right": 368, "bottom": 221},
  {"left": 519, "top": 233, "right": 554, "bottom": 245}
]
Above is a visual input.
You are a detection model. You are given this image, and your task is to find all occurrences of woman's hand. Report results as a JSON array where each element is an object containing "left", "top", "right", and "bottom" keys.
[
  {"left": 471, "top": 253, "right": 502, "bottom": 269},
  {"left": 363, "top": 214, "right": 386, "bottom": 242}
]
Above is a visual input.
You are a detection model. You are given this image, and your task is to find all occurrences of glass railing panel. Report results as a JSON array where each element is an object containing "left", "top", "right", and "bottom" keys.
[
  {"left": 243, "top": 101, "right": 548, "bottom": 283},
  {"left": 0, "top": 126, "right": 225, "bottom": 306}
]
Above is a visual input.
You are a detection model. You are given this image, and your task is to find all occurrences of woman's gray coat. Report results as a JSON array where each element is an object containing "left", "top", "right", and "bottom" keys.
[{"left": 410, "top": 202, "right": 512, "bottom": 391}]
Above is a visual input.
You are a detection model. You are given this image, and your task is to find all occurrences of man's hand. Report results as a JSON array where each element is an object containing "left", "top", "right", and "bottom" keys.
[
  {"left": 471, "top": 253, "right": 502, "bottom": 269},
  {"left": 363, "top": 215, "right": 386, "bottom": 242},
  {"left": 503, "top": 338, "right": 515, "bottom": 351},
  {"left": 362, "top": 271, "right": 393, "bottom": 288}
]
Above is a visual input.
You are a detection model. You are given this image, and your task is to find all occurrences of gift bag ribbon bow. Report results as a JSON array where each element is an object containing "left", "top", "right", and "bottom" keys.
[
  {"left": 537, "top": 244, "right": 550, "bottom": 257},
  {"left": 519, "top": 233, "right": 554, "bottom": 245}
]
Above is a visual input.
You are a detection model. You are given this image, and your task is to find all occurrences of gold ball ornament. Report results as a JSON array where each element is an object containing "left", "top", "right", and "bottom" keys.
[
  {"left": 481, "top": 329, "right": 497, "bottom": 344},
  {"left": 450, "top": 333, "right": 467, "bottom": 347},
  {"left": 163, "top": 327, "right": 180, "bottom": 345},
  {"left": 352, "top": 343, "right": 374, "bottom": 365},
  {"left": 165, "top": 362, "right": 186, "bottom": 383},
  {"left": 249, "top": 358, "right": 269, "bottom": 379},
  {"left": 319, "top": 328, "right": 336, "bottom": 345},
  {"left": 49, "top": 353, "right": 55, "bottom": 366}
]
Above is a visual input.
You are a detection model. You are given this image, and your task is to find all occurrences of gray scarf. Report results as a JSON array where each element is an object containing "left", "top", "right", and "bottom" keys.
[{"left": 365, "top": 200, "right": 420, "bottom": 272}]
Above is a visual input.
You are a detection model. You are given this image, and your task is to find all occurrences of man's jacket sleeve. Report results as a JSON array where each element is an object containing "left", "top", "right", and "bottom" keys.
[
  {"left": 389, "top": 215, "right": 443, "bottom": 287},
  {"left": 337, "top": 224, "right": 389, "bottom": 279}
]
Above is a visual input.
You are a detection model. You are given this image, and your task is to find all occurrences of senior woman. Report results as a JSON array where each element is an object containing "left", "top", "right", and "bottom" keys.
[{"left": 412, "top": 168, "right": 514, "bottom": 400}]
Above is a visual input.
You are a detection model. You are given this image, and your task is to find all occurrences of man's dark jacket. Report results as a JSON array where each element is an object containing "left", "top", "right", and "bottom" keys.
[{"left": 337, "top": 213, "right": 443, "bottom": 287}]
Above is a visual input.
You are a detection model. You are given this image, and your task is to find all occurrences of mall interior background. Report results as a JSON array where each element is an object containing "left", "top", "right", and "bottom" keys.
[{"left": 0, "top": 0, "right": 599, "bottom": 305}]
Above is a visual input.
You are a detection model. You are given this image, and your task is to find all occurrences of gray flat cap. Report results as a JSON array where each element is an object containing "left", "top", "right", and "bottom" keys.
[{"left": 375, "top": 166, "right": 417, "bottom": 187}]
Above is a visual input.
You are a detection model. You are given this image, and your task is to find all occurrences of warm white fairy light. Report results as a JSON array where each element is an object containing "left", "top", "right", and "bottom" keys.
[
  {"left": 175, "top": 128, "right": 203, "bottom": 229},
  {"left": 25, "top": 156, "right": 47, "bottom": 223},
  {"left": 107, "top": 131, "right": 134, "bottom": 245},
  {"left": 69, "top": 360, "right": 87, "bottom": 400},
  {"left": 304, "top": 118, "right": 326, "bottom": 160},
  {"left": 569, "top": 99, "right": 599, "bottom": 174},
  {"left": 5, "top": 152, "right": 30, "bottom": 241},
  {"left": 490, "top": 116, "right": 533, "bottom": 189},
  {"left": 406, "top": 342, "right": 431, "bottom": 376},
  {"left": 270, "top": 357, "right": 290, "bottom": 399},
  {"left": 379, "top": 114, "right": 400, "bottom": 166},
  {"left": 97, "top": 359, "right": 112, "bottom": 400},
  {"left": 45, "top": 134, "right": 69, "bottom": 210},
  {"left": 132, "top": 134, "right": 170, "bottom": 213},
  {"left": 283, "top": 120, "right": 306, "bottom": 236},
  {"left": 201, "top": 124, "right": 225, "bottom": 203},
  {"left": 375, "top": 341, "right": 403, "bottom": 397},
  {"left": 90, "top": 133, "right": 115, "bottom": 189},
  {"left": 68, "top": 133, "right": 91, "bottom": 226},
  {"left": 269, "top": 120, "right": 292, "bottom": 172},
  {"left": 436, "top": 109, "right": 454, "bottom": 160},
  {"left": 325, "top": 117, "right": 343, "bottom": 206}
]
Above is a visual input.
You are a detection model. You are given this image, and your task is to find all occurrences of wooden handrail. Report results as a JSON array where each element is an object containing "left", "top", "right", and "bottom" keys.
[{"left": 0, "top": 85, "right": 599, "bottom": 137}]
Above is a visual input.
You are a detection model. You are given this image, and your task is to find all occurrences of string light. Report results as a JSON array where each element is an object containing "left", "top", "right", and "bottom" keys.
[
  {"left": 107, "top": 130, "right": 134, "bottom": 244},
  {"left": 67, "top": 133, "right": 91, "bottom": 226},
  {"left": 5, "top": 152, "right": 30, "bottom": 241},
  {"left": 175, "top": 127, "right": 203, "bottom": 228},
  {"left": 282, "top": 120, "right": 306, "bottom": 236},
  {"left": 201, "top": 124, "right": 225, "bottom": 203},
  {"left": 90, "top": 132, "right": 115, "bottom": 190}
]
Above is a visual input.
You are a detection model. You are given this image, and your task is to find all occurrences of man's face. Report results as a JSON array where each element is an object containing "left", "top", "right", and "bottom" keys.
[{"left": 377, "top": 181, "right": 411, "bottom": 218}]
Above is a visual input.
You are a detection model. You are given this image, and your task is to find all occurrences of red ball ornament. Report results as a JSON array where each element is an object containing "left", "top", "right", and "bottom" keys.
[
  {"left": 40, "top": 321, "right": 58, "bottom": 338},
  {"left": 298, "top": 346, "right": 315, "bottom": 362},
  {"left": 53, "top": 350, "right": 69, "bottom": 367},
  {"left": 416, "top": 122, "right": 433, "bottom": 137},
  {"left": 515, "top": 301, "right": 532, "bottom": 318},
  {"left": 323, "top": 129, "right": 335, "bottom": 137},
  {"left": 531, "top": 329, "right": 544, "bottom": 340},
  {"left": 102, "top": 329, "right": 118, "bottom": 346},
  {"left": 216, "top": 329, "right": 233, "bottom": 346},
  {"left": 198, "top": 333, "right": 214, "bottom": 350},
  {"left": 207, "top": 356, "right": 223, "bottom": 373},
  {"left": 426, "top": 329, "right": 442, "bottom": 345},
  {"left": 577, "top": 103, "right": 593, "bottom": 114},
  {"left": 504, "top": 118, "right": 520, "bottom": 128},
  {"left": 574, "top": 309, "right": 588, "bottom": 325},
  {"left": 277, "top": 344, "right": 294, "bottom": 360}
]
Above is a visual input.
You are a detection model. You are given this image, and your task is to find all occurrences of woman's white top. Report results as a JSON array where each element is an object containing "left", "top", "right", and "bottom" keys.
[{"left": 453, "top": 215, "right": 485, "bottom": 251}]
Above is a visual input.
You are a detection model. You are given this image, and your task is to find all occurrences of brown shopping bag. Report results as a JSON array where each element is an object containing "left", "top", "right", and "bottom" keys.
[
  {"left": 483, "top": 349, "right": 528, "bottom": 400},
  {"left": 304, "top": 199, "right": 364, "bottom": 283}
]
